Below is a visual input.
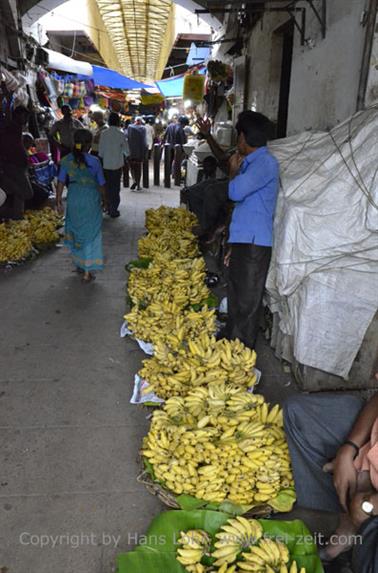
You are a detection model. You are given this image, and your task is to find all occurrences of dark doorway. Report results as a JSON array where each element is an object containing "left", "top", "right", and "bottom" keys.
[{"left": 276, "top": 21, "right": 294, "bottom": 138}]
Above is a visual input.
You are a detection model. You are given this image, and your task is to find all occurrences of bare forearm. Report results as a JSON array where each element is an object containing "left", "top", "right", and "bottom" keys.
[
  {"left": 56, "top": 181, "right": 64, "bottom": 203},
  {"left": 348, "top": 394, "right": 378, "bottom": 447},
  {"left": 203, "top": 134, "right": 229, "bottom": 167}
]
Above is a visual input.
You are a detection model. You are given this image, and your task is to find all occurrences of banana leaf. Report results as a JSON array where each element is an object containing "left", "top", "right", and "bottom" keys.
[
  {"left": 191, "top": 292, "right": 219, "bottom": 311},
  {"left": 143, "top": 457, "right": 296, "bottom": 515},
  {"left": 117, "top": 510, "right": 324, "bottom": 573},
  {"left": 125, "top": 257, "right": 153, "bottom": 271}
]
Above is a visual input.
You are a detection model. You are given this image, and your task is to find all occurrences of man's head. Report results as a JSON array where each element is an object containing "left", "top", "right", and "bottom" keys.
[
  {"left": 179, "top": 115, "right": 189, "bottom": 127},
  {"left": 61, "top": 104, "right": 72, "bottom": 121},
  {"left": 108, "top": 112, "right": 120, "bottom": 127},
  {"left": 92, "top": 111, "right": 105, "bottom": 127},
  {"left": 203, "top": 155, "right": 218, "bottom": 178},
  {"left": 134, "top": 116, "right": 142, "bottom": 125},
  {"left": 13, "top": 106, "right": 30, "bottom": 127},
  {"left": 235, "top": 111, "right": 273, "bottom": 155}
]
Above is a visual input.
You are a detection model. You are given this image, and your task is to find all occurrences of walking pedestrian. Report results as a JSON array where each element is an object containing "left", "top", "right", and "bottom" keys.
[
  {"left": 98, "top": 112, "right": 127, "bottom": 218},
  {"left": 127, "top": 117, "right": 147, "bottom": 191},
  {"left": 48, "top": 104, "right": 83, "bottom": 159},
  {"left": 56, "top": 129, "right": 106, "bottom": 283},
  {"left": 144, "top": 118, "right": 155, "bottom": 159},
  {"left": 91, "top": 111, "right": 107, "bottom": 157}
]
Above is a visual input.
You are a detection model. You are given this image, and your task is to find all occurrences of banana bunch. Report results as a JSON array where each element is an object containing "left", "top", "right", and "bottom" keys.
[
  {"left": 0, "top": 220, "right": 32, "bottom": 263},
  {"left": 145, "top": 205, "right": 197, "bottom": 234},
  {"left": 24, "top": 208, "right": 61, "bottom": 246},
  {"left": 139, "top": 333, "right": 257, "bottom": 399},
  {"left": 142, "top": 383, "right": 294, "bottom": 505},
  {"left": 177, "top": 529, "right": 211, "bottom": 573},
  {"left": 138, "top": 228, "right": 200, "bottom": 260},
  {"left": 176, "top": 519, "right": 306, "bottom": 573},
  {"left": 125, "top": 302, "right": 217, "bottom": 351},
  {"left": 128, "top": 255, "right": 209, "bottom": 309}
]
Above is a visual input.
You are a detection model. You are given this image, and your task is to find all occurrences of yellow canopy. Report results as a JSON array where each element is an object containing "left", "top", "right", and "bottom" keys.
[{"left": 93, "top": 0, "right": 175, "bottom": 82}]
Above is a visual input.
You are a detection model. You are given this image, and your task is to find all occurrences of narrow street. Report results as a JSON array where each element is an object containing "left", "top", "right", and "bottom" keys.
[
  {"left": 0, "top": 186, "right": 295, "bottom": 573},
  {"left": 0, "top": 187, "right": 177, "bottom": 572}
]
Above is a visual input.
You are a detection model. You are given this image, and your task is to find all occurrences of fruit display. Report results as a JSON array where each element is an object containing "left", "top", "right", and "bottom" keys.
[
  {"left": 139, "top": 206, "right": 199, "bottom": 260},
  {"left": 125, "top": 301, "right": 217, "bottom": 349},
  {"left": 128, "top": 254, "right": 210, "bottom": 309},
  {"left": 176, "top": 518, "right": 306, "bottom": 573},
  {"left": 0, "top": 207, "right": 62, "bottom": 264},
  {"left": 139, "top": 334, "right": 257, "bottom": 399},
  {"left": 142, "top": 383, "right": 294, "bottom": 506}
]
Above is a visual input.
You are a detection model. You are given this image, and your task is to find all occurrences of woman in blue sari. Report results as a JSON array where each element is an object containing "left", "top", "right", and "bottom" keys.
[{"left": 56, "top": 129, "right": 106, "bottom": 283}]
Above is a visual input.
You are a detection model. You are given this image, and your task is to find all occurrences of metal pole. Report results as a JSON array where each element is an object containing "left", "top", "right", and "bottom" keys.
[
  {"left": 173, "top": 144, "right": 183, "bottom": 186},
  {"left": 153, "top": 143, "right": 160, "bottom": 186},
  {"left": 142, "top": 151, "right": 149, "bottom": 189},
  {"left": 164, "top": 143, "right": 171, "bottom": 188}
]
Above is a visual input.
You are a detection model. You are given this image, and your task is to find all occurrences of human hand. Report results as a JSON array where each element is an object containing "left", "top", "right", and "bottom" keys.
[
  {"left": 56, "top": 199, "right": 64, "bottom": 215},
  {"left": 325, "top": 444, "right": 359, "bottom": 511},
  {"left": 224, "top": 247, "right": 232, "bottom": 268},
  {"left": 196, "top": 116, "right": 212, "bottom": 137},
  {"left": 228, "top": 152, "right": 244, "bottom": 179}
]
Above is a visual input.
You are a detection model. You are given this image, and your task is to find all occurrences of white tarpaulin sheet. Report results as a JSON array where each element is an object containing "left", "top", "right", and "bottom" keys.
[{"left": 267, "top": 107, "right": 378, "bottom": 378}]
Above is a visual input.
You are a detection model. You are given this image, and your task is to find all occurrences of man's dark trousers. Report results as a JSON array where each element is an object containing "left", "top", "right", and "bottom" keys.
[
  {"left": 225, "top": 243, "right": 272, "bottom": 349},
  {"left": 104, "top": 168, "right": 122, "bottom": 216}
]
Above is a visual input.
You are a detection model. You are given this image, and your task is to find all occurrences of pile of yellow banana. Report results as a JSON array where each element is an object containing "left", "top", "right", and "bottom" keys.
[
  {"left": 0, "top": 207, "right": 61, "bottom": 263},
  {"left": 176, "top": 519, "right": 306, "bottom": 573},
  {"left": 139, "top": 206, "right": 199, "bottom": 260},
  {"left": 24, "top": 208, "right": 61, "bottom": 247},
  {"left": 139, "top": 333, "right": 257, "bottom": 399},
  {"left": 127, "top": 254, "right": 210, "bottom": 309},
  {"left": 125, "top": 302, "right": 217, "bottom": 350},
  {"left": 145, "top": 205, "right": 197, "bottom": 234},
  {"left": 142, "top": 382, "right": 294, "bottom": 505}
]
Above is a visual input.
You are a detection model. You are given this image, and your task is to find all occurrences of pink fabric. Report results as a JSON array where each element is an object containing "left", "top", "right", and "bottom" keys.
[{"left": 354, "top": 418, "right": 378, "bottom": 490}]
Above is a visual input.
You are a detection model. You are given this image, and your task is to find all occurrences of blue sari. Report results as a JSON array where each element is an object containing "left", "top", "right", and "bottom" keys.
[{"left": 58, "top": 153, "right": 106, "bottom": 271}]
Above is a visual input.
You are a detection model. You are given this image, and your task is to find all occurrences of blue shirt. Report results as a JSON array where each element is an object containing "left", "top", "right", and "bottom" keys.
[
  {"left": 58, "top": 153, "right": 106, "bottom": 186},
  {"left": 228, "top": 147, "right": 279, "bottom": 246}
]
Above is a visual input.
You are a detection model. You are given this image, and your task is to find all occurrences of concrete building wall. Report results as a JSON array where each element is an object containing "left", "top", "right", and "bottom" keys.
[{"left": 243, "top": 0, "right": 368, "bottom": 134}]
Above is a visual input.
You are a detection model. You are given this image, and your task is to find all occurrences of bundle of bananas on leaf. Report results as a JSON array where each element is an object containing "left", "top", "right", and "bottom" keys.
[
  {"left": 145, "top": 205, "right": 197, "bottom": 234},
  {"left": 125, "top": 303, "right": 217, "bottom": 350},
  {"left": 140, "top": 334, "right": 257, "bottom": 399},
  {"left": 176, "top": 519, "right": 306, "bottom": 573},
  {"left": 128, "top": 254, "right": 209, "bottom": 308},
  {"left": 142, "top": 383, "right": 294, "bottom": 505}
]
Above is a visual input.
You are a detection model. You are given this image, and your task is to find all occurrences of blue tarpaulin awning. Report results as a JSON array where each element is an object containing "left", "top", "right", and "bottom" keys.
[
  {"left": 156, "top": 67, "right": 206, "bottom": 98},
  {"left": 91, "top": 65, "right": 153, "bottom": 90},
  {"left": 186, "top": 43, "right": 211, "bottom": 66}
]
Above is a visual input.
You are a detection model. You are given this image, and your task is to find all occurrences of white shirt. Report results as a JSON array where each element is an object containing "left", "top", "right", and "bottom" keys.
[
  {"left": 145, "top": 124, "right": 154, "bottom": 150},
  {"left": 99, "top": 126, "right": 127, "bottom": 170}
]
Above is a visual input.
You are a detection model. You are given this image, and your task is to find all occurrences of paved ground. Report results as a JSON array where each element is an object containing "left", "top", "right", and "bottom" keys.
[{"left": 0, "top": 184, "right": 298, "bottom": 573}]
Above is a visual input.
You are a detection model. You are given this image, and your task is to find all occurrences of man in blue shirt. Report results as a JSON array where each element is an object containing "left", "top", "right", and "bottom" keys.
[{"left": 225, "top": 111, "right": 279, "bottom": 349}]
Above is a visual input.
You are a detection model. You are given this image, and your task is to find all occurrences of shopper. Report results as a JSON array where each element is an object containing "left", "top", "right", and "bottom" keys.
[
  {"left": 98, "top": 112, "right": 127, "bottom": 217},
  {"left": 283, "top": 376, "right": 378, "bottom": 568},
  {"left": 91, "top": 111, "right": 107, "bottom": 157},
  {"left": 48, "top": 104, "right": 83, "bottom": 159},
  {"left": 224, "top": 111, "right": 279, "bottom": 349},
  {"left": 144, "top": 118, "right": 155, "bottom": 159},
  {"left": 0, "top": 103, "right": 33, "bottom": 220},
  {"left": 127, "top": 117, "right": 147, "bottom": 191},
  {"left": 56, "top": 129, "right": 106, "bottom": 283}
]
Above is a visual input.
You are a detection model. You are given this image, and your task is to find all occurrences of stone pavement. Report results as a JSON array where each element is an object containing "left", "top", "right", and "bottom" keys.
[{"left": 0, "top": 184, "right": 297, "bottom": 573}]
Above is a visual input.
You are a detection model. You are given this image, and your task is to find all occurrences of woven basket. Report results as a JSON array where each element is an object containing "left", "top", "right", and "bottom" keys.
[{"left": 137, "top": 467, "right": 273, "bottom": 516}]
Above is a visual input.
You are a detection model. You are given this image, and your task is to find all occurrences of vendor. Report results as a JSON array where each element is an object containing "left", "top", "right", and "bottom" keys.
[
  {"left": 283, "top": 374, "right": 378, "bottom": 569},
  {"left": 196, "top": 112, "right": 279, "bottom": 350},
  {"left": 48, "top": 104, "right": 83, "bottom": 159},
  {"left": 0, "top": 92, "right": 33, "bottom": 220}
]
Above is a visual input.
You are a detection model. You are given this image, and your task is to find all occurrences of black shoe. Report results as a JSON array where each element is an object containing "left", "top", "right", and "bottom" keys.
[
  {"left": 110, "top": 211, "right": 121, "bottom": 218},
  {"left": 137, "top": 186, "right": 142, "bottom": 191},
  {"left": 130, "top": 183, "right": 137, "bottom": 190}
]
